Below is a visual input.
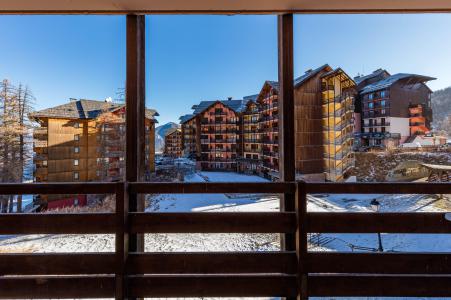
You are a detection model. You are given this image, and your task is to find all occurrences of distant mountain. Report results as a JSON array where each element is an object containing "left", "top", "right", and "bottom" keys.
[
  {"left": 432, "top": 87, "right": 451, "bottom": 135},
  {"left": 155, "top": 122, "right": 180, "bottom": 153}
]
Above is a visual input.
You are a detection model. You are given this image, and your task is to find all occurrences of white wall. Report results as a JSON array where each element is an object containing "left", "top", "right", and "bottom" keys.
[{"left": 389, "top": 117, "right": 410, "bottom": 143}]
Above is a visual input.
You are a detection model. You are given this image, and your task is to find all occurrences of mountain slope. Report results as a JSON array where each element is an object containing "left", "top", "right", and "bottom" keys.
[{"left": 431, "top": 87, "right": 451, "bottom": 135}]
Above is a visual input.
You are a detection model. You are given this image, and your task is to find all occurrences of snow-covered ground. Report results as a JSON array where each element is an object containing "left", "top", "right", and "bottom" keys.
[{"left": 1, "top": 171, "right": 450, "bottom": 254}]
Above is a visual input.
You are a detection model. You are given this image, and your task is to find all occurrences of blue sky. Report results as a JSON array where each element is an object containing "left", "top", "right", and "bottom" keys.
[{"left": 0, "top": 14, "right": 450, "bottom": 124}]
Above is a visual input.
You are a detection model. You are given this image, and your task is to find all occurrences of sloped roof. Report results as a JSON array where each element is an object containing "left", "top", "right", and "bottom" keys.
[
  {"left": 191, "top": 99, "right": 250, "bottom": 115},
  {"left": 360, "top": 73, "right": 436, "bottom": 94},
  {"left": 179, "top": 114, "right": 196, "bottom": 124},
  {"left": 165, "top": 127, "right": 181, "bottom": 137},
  {"left": 354, "top": 68, "right": 389, "bottom": 85},
  {"left": 30, "top": 99, "right": 158, "bottom": 121},
  {"left": 243, "top": 94, "right": 259, "bottom": 101},
  {"left": 294, "top": 64, "right": 331, "bottom": 87},
  {"left": 259, "top": 64, "right": 331, "bottom": 94}
]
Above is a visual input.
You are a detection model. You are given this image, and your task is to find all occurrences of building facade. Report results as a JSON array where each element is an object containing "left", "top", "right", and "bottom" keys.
[
  {"left": 164, "top": 128, "right": 182, "bottom": 158},
  {"left": 354, "top": 69, "right": 434, "bottom": 148},
  {"left": 180, "top": 114, "right": 200, "bottom": 159},
  {"left": 30, "top": 99, "right": 158, "bottom": 209},
  {"left": 180, "top": 64, "right": 356, "bottom": 182}
]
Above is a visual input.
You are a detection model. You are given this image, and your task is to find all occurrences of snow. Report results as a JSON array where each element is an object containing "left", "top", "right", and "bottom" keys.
[{"left": 1, "top": 170, "right": 450, "bottom": 299}]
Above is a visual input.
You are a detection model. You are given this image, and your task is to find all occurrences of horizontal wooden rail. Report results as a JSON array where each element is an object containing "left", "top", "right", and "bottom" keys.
[
  {"left": 309, "top": 274, "right": 451, "bottom": 297},
  {"left": 305, "top": 182, "right": 451, "bottom": 194},
  {"left": 130, "top": 182, "right": 296, "bottom": 194},
  {"left": 0, "top": 276, "right": 115, "bottom": 299},
  {"left": 307, "top": 212, "right": 451, "bottom": 233},
  {"left": 0, "top": 182, "right": 118, "bottom": 195},
  {"left": 128, "top": 251, "right": 297, "bottom": 274},
  {"left": 130, "top": 212, "right": 296, "bottom": 233},
  {"left": 128, "top": 274, "right": 298, "bottom": 297},
  {"left": 0, "top": 253, "right": 116, "bottom": 275},
  {"left": 307, "top": 252, "right": 451, "bottom": 274},
  {"left": 0, "top": 213, "right": 116, "bottom": 234}
]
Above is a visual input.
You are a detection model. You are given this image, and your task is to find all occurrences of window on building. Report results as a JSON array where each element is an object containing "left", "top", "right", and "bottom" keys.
[
  {"left": 74, "top": 159, "right": 79, "bottom": 166},
  {"left": 369, "top": 93, "right": 374, "bottom": 100},
  {"left": 381, "top": 100, "right": 386, "bottom": 107},
  {"left": 74, "top": 147, "right": 80, "bottom": 153},
  {"left": 42, "top": 160, "right": 48, "bottom": 166},
  {"left": 74, "top": 134, "right": 80, "bottom": 141},
  {"left": 369, "top": 102, "right": 374, "bottom": 109},
  {"left": 74, "top": 172, "right": 79, "bottom": 180},
  {"left": 74, "top": 122, "right": 80, "bottom": 128},
  {"left": 381, "top": 90, "right": 386, "bottom": 98}
]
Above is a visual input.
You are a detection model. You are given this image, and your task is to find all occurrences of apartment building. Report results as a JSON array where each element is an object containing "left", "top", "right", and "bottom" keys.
[
  {"left": 30, "top": 99, "right": 158, "bottom": 209},
  {"left": 197, "top": 100, "right": 248, "bottom": 171},
  {"left": 354, "top": 69, "right": 435, "bottom": 148},
  {"left": 321, "top": 68, "right": 356, "bottom": 182},
  {"left": 238, "top": 98, "right": 262, "bottom": 174},
  {"left": 251, "top": 64, "right": 356, "bottom": 181},
  {"left": 180, "top": 64, "right": 356, "bottom": 182},
  {"left": 164, "top": 128, "right": 183, "bottom": 158},
  {"left": 180, "top": 114, "right": 200, "bottom": 159}
]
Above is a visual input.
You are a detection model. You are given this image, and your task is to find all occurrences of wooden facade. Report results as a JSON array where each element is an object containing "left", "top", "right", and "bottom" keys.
[
  {"left": 30, "top": 99, "right": 157, "bottom": 208},
  {"left": 164, "top": 128, "right": 182, "bottom": 158},
  {"left": 179, "top": 65, "right": 355, "bottom": 182},
  {"left": 199, "top": 101, "right": 241, "bottom": 171}
]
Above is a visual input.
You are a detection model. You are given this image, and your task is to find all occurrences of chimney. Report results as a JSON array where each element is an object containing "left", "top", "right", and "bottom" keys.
[
  {"left": 227, "top": 97, "right": 232, "bottom": 101},
  {"left": 305, "top": 69, "right": 313, "bottom": 74},
  {"left": 69, "top": 98, "right": 77, "bottom": 102}
]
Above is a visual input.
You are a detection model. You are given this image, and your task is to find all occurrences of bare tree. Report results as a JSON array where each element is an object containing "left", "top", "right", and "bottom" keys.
[{"left": 0, "top": 79, "right": 34, "bottom": 213}]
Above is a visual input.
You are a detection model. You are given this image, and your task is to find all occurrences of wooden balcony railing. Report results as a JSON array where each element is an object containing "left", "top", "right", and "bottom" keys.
[{"left": 0, "top": 181, "right": 450, "bottom": 299}]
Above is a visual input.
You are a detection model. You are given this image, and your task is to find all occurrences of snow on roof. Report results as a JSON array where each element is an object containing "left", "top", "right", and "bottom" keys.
[
  {"left": 354, "top": 68, "right": 389, "bottom": 85},
  {"left": 191, "top": 99, "right": 250, "bottom": 115},
  {"left": 30, "top": 99, "right": 159, "bottom": 121},
  {"left": 360, "top": 73, "right": 435, "bottom": 94}
]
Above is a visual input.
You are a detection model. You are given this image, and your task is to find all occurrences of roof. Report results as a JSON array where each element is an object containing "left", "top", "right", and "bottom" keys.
[
  {"left": 29, "top": 99, "right": 159, "bottom": 121},
  {"left": 243, "top": 94, "right": 259, "bottom": 101},
  {"left": 165, "top": 127, "right": 181, "bottom": 137},
  {"left": 179, "top": 114, "right": 196, "bottom": 124},
  {"left": 294, "top": 64, "right": 331, "bottom": 87},
  {"left": 360, "top": 73, "right": 436, "bottom": 94},
  {"left": 191, "top": 99, "right": 250, "bottom": 115},
  {"left": 354, "top": 69, "right": 389, "bottom": 85},
  {"left": 259, "top": 64, "right": 332, "bottom": 95},
  {"left": 421, "top": 163, "right": 451, "bottom": 171}
]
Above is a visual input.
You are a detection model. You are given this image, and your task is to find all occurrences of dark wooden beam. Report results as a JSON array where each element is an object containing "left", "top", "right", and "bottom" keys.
[
  {"left": 129, "top": 212, "right": 296, "bottom": 233},
  {"left": 115, "top": 183, "right": 128, "bottom": 300},
  {"left": 0, "top": 213, "right": 116, "bottom": 234},
  {"left": 2, "top": 0, "right": 451, "bottom": 14},
  {"left": 128, "top": 252, "right": 297, "bottom": 274},
  {"left": 126, "top": 14, "right": 146, "bottom": 262},
  {"left": 309, "top": 274, "right": 451, "bottom": 297},
  {"left": 128, "top": 274, "right": 298, "bottom": 297},
  {"left": 277, "top": 13, "right": 295, "bottom": 258},
  {"left": 307, "top": 212, "right": 451, "bottom": 233},
  {"left": 129, "top": 181, "right": 296, "bottom": 194},
  {"left": 307, "top": 252, "right": 451, "bottom": 274},
  {"left": 0, "top": 276, "right": 115, "bottom": 299}
]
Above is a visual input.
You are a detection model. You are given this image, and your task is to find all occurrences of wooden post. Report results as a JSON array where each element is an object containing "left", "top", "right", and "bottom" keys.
[
  {"left": 296, "top": 181, "right": 308, "bottom": 300},
  {"left": 115, "top": 182, "right": 128, "bottom": 300},
  {"left": 126, "top": 14, "right": 146, "bottom": 299},
  {"left": 277, "top": 14, "right": 295, "bottom": 248}
]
